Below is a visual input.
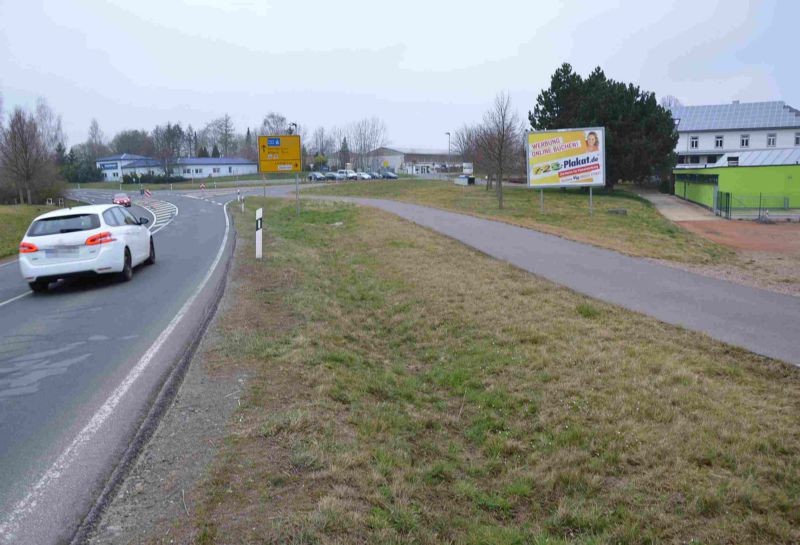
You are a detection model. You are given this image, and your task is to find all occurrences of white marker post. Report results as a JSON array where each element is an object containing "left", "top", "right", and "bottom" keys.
[{"left": 256, "top": 207, "right": 263, "bottom": 259}]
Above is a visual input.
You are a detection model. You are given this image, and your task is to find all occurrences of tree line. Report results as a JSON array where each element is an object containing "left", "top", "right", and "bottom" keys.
[{"left": 453, "top": 63, "right": 677, "bottom": 208}]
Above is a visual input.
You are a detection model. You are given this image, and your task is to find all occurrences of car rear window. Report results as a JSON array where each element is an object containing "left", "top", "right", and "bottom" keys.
[{"left": 27, "top": 214, "right": 101, "bottom": 236}]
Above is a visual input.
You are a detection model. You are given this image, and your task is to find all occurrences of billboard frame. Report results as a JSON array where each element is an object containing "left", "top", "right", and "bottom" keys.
[{"left": 525, "top": 126, "right": 606, "bottom": 190}]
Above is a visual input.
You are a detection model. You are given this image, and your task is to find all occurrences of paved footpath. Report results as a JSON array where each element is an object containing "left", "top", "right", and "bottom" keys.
[{"left": 322, "top": 196, "right": 800, "bottom": 366}]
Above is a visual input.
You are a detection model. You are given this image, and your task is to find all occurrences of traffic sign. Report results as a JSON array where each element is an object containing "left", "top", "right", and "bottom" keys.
[{"left": 258, "top": 134, "right": 301, "bottom": 173}]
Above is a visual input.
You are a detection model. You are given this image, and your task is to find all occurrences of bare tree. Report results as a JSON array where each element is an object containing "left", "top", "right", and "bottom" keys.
[
  {"left": 205, "top": 114, "right": 236, "bottom": 156},
  {"left": 0, "top": 107, "right": 50, "bottom": 204},
  {"left": 152, "top": 122, "right": 183, "bottom": 174},
  {"left": 659, "top": 95, "right": 682, "bottom": 111},
  {"left": 476, "top": 92, "right": 523, "bottom": 209},
  {"left": 86, "top": 119, "right": 108, "bottom": 160},
  {"left": 347, "top": 117, "right": 388, "bottom": 170},
  {"left": 35, "top": 97, "right": 65, "bottom": 155},
  {"left": 259, "top": 112, "right": 288, "bottom": 136}
]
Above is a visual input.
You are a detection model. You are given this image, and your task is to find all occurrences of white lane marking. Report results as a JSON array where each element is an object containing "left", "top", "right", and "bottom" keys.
[
  {"left": 0, "top": 202, "right": 230, "bottom": 542},
  {"left": 0, "top": 259, "right": 18, "bottom": 269},
  {"left": 135, "top": 199, "right": 179, "bottom": 235},
  {"left": 0, "top": 291, "right": 31, "bottom": 308}
]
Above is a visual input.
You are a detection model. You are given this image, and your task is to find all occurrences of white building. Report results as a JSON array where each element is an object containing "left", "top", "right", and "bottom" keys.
[
  {"left": 367, "top": 147, "right": 459, "bottom": 174},
  {"left": 671, "top": 101, "right": 800, "bottom": 168},
  {"left": 96, "top": 155, "right": 257, "bottom": 180}
]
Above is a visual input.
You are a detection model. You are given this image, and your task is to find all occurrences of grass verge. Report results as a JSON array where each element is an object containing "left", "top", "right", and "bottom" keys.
[
  {"left": 155, "top": 198, "right": 799, "bottom": 544},
  {"left": 0, "top": 204, "right": 61, "bottom": 258},
  {"left": 306, "top": 180, "right": 733, "bottom": 264}
]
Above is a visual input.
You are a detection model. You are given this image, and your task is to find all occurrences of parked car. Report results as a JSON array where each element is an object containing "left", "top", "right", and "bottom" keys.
[
  {"left": 307, "top": 172, "right": 326, "bottom": 181},
  {"left": 369, "top": 172, "right": 382, "bottom": 179},
  {"left": 382, "top": 171, "right": 399, "bottom": 179},
  {"left": 112, "top": 193, "right": 131, "bottom": 207},
  {"left": 18, "top": 204, "right": 154, "bottom": 292},
  {"left": 337, "top": 169, "right": 358, "bottom": 180},
  {"left": 356, "top": 172, "right": 371, "bottom": 180},
  {"left": 326, "top": 171, "right": 344, "bottom": 180}
]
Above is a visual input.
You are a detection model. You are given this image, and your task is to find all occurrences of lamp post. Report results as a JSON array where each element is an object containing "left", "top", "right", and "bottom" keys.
[
  {"left": 288, "top": 122, "right": 297, "bottom": 135},
  {"left": 445, "top": 131, "right": 451, "bottom": 175}
]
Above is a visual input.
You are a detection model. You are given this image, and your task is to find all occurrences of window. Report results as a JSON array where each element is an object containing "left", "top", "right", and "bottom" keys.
[
  {"left": 690, "top": 136, "right": 699, "bottom": 149},
  {"left": 28, "top": 214, "right": 100, "bottom": 236},
  {"left": 767, "top": 133, "right": 776, "bottom": 147},
  {"left": 195, "top": 168, "right": 203, "bottom": 174},
  {"left": 228, "top": 167, "right": 233, "bottom": 173},
  {"left": 727, "top": 156, "right": 739, "bottom": 166},
  {"left": 795, "top": 132, "right": 800, "bottom": 146},
  {"left": 740, "top": 134, "right": 749, "bottom": 148},
  {"left": 110, "top": 207, "right": 128, "bottom": 226},
  {"left": 212, "top": 167, "right": 220, "bottom": 173},
  {"left": 183, "top": 168, "right": 191, "bottom": 174},
  {"left": 715, "top": 135, "right": 723, "bottom": 148},
  {"left": 120, "top": 208, "right": 139, "bottom": 225},
  {"left": 103, "top": 209, "right": 121, "bottom": 226}
]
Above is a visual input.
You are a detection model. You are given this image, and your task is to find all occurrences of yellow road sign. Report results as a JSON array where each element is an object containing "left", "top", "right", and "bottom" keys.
[{"left": 258, "top": 134, "right": 301, "bottom": 173}]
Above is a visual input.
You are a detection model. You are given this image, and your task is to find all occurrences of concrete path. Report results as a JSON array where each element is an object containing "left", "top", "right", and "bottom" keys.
[
  {"left": 325, "top": 196, "right": 800, "bottom": 366},
  {"left": 635, "top": 190, "right": 719, "bottom": 222}
]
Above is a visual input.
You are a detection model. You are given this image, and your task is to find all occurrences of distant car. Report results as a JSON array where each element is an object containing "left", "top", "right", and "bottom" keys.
[
  {"left": 337, "top": 169, "right": 358, "bottom": 180},
  {"left": 307, "top": 172, "right": 326, "bottom": 181},
  {"left": 113, "top": 193, "right": 131, "bottom": 207},
  {"left": 19, "top": 204, "right": 154, "bottom": 293},
  {"left": 326, "top": 171, "right": 344, "bottom": 180},
  {"left": 369, "top": 172, "right": 382, "bottom": 179},
  {"left": 355, "top": 172, "right": 371, "bottom": 180},
  {"left": 382, "top": 171, "right": 399, "bottom": 179}
]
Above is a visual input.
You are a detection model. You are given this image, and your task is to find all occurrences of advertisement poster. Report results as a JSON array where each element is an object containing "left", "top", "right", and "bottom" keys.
[{"left": 526, "top": 127, "right": 605, "bottom": 188}]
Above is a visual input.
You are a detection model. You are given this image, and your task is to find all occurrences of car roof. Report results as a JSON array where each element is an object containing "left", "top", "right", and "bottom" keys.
[{"left": 33, "top": 204, "right": 120, "bottom": 222}]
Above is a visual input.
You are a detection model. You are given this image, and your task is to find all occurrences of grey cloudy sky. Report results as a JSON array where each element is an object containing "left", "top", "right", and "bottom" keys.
[{"left": 0, "top": 0, "right": 794, "bottom": 150}]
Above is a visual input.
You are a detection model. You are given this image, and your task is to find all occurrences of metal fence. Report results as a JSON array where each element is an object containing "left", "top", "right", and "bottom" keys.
[{"left": 717, "top": 192, "right": 800, "bottom": 220}]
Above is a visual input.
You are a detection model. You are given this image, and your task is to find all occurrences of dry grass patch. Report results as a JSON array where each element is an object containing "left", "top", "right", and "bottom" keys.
[
  {"left": 307, "top": 180, "right": 734, "bottom": 265},
  {"left": 152, "top": 198, "right": 799, "bottom": 545}
]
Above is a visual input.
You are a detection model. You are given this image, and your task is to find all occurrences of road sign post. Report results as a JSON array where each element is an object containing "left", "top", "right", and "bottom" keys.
[
  {"left": 296, "top": 173, "right": 300, "bottom": 216},
  {"left": 256, "top": 207, "right": 263, "bottom": 259}
]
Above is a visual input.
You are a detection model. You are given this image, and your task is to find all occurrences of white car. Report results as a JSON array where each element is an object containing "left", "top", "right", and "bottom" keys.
[
  {"left": 19, "top": 204, "right": 154, "bottom": 292},
  {"left": 355, "top": 172, "right": 371, "bottom": 180}
]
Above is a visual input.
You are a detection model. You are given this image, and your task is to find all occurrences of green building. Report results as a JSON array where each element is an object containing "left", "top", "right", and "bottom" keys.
[{"left": 674, "top": 149, "right": 800, "bottom": 218}]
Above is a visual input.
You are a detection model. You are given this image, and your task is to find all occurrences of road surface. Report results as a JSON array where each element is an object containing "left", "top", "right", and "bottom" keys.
[{"left": 0, "top": 189, "right": 232, "bottom": 544}]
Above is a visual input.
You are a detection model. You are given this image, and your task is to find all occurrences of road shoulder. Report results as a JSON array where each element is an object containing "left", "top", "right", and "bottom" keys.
[{"left": 88, "top": 240, "right": 247, "bottom": 545}]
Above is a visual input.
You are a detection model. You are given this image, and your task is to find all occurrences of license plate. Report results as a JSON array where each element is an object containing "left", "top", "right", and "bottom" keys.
[{"left": 46, "top": 248, "right": 80, "bottom": 258}]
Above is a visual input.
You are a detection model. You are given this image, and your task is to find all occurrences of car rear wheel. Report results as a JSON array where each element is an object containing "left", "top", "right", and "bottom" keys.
[
  {"left": 29, "top": 280, "right": 49, "bottom": 293},
  {"left": 144, "top": 238, "right": 155, "bottom": 265},
  {"left": 119, "top": 248, "right": 133, "bottom": 282}
]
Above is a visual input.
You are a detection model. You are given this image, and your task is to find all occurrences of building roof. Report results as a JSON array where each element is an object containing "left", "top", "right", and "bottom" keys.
[
  {"left": 371, "top": 146, "right": 451, "bottom": 157},
  {"left": 175, "top": 157, "right": 255, "bottom": 166},
  {"left": 714, "top": 148, "right": 800, "bottom": 167},
  {"left": 121, "top": 158, "right": 163, "bottom": 169},
  {"left": 96, "top": 153, "right": 149, "bottom": 162},
  {"left": 670, "top": 101, "right": 800, "bottom": 132}
]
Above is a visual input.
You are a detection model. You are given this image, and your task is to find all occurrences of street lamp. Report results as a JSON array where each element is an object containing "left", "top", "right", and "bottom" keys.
[
  {"left": 445, "top": 131, "right": 451, "bottom": 174},
  {"left": 288, "top": 122, "right": 298, "bottom": 135}
]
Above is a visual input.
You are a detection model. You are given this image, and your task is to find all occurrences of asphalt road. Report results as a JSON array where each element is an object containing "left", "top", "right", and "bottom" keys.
[{"left": 0, "top": 189, "right": 233, "bottom": 544}]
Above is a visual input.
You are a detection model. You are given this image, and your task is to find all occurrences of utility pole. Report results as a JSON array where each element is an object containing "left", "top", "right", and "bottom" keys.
[{"left": 445, "top": 131, "right": 451, "bottom": 176}]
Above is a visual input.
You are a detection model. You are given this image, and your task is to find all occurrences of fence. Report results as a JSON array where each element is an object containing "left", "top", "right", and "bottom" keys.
[{"left": 717, "top": 191, "right": 800, "bottom": 220}]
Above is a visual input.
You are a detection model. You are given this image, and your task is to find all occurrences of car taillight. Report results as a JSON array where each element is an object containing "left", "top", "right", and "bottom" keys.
[
  {"left": 19, "top": 242, "right": 38, "bottom": 253},
  {"left": 85, "top": 231, "right": 116, "bottom": 245}
]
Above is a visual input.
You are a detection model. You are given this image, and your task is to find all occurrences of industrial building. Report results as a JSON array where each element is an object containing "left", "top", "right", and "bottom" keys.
[
  {"left": 367, "top": 147, "right": 461, "bottom": 175},
  {"left": 96, "top": 154, "right": 257, "bottom": 180}
]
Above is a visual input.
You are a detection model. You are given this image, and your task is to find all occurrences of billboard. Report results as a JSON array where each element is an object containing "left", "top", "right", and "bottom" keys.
[
  {"left": 258, "top": 134, "right": 301, "bottom": 173},
  {"left": 526, "top": 127, "right": 605, "bottom": 188}
]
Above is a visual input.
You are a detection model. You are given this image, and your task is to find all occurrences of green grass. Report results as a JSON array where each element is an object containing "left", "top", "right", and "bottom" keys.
[
  {"left": 306, "top": 179, "right": 734, "bottom": 264},
  {"left": 0, "top": 204, "right": 60, "bottom": 258},
  {"left": 154, "top": 198, "right": 800, "bottom": 545}
]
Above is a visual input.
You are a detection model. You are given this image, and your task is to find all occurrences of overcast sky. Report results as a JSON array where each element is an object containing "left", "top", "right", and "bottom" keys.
[{"left": 0, "top": 0, "right": 795, "bottom": 150}]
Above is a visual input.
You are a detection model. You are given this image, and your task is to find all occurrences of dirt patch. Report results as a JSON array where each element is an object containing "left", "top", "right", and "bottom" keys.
[{"left": 678, "top": 220, "right": 800, "bottom": 253}]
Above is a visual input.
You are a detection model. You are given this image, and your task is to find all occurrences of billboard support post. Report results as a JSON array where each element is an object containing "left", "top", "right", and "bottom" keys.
[
  {"left": 589, "top": 187, "right": 593, "bottom": 216},
  {"left": 540, "top": 189, "right": 544, "bottom": 213}
]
